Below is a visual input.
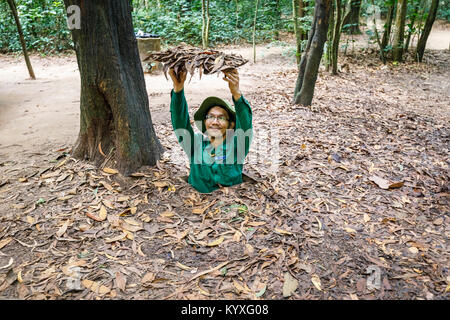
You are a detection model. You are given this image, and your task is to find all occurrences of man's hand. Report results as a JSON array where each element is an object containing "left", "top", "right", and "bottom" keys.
[
  {"left": 223, "top": 69, "right": 242, "bottom": 101},
  {"left": 169, "top": 68, "right": 187, "bottom": 93}
]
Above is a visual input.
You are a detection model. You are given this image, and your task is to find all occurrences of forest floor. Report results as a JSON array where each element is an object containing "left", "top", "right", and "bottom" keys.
[{"left": 0, "top": 26, "right": 449, "bottom": 300}]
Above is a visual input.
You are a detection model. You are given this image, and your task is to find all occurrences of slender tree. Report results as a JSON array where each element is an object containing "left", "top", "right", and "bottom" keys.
[
  {"left": 392, "top": 0, "right": 407, "bottom": 62},
  {"left": 370, "top": 0, "right": 386, "bottom": 63},
  {"left": 293, "top": 0, "right": 332, "bottom": 106},
  {"left": 63, "top": 0, "right": 163, "bottom": 175},
  {"left": 381, "top": 0, "right": 396, "bottom": 52},
  {"left": 235, "top": 0, "right": 239, "bottom": 32},
  {"left": 331, "top": 0, "right": 343, "bottom": 74},
  {"left": 6, "top": 0, "right": 35, "bottom": 79},
  {"left": 293, "top": 0, "right": 302, "bottom": 67},
  {"left": 326, "top": 2, "right": 334, "bottom": 71},
  {"left": 201, "top": 0, "right": 210, "bottom": 49},
  {"left": 253, "top": 0, "right": 260, "bottom": 63},
  {"left": 415, "top": 0, "right": 439, "bottom": 62},
  {"left": 342, "top": 0, "right": 362, "bottom": 34},
  {"left": 404, "top": 0, "right": 420, "bottom": 52}
]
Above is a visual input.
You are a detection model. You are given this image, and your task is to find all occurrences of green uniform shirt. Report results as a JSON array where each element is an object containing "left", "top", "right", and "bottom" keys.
[{"left": 170, "top": 89, "right": 253, "bottom": 193}]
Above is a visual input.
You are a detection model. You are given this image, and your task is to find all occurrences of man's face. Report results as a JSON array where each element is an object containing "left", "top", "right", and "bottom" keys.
[{"left": 205, "top": 106, "right": 234, "bottom": 138}]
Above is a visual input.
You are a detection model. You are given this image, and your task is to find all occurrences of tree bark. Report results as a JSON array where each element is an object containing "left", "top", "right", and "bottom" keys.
[
  {"left": 392, "top": 0, "right": 407, "bottom": 62},
  {"left": 205, "top": 0, "right": 210, "bottom": 48},
  {"left": 415, "top": 0, "right": 439, "bottom": 62},
  {"left": 404, "top": 0, "right": 420, "bottom": 52},
  {"left": 6, "top": 0, "right": 36, "bottom": 80},
  {"left": 381, "top": 0, "right": 396, "bottom": 52},
  {"left": 63, "top": 0, "right": 163, "bottom": 175},
  {"left": 370, "top": 0, "right": 386, "bottom": 64},
  {"left": 293, "top": 0, "right": 332, "bottom": 106},
  {"left": 342, "top": 0, "right": 361, "bottom": 35},
  {"left": 331, "top": 0, "right": 343, "bottom": 75},
  {"left": 202, "top": 0, "right": 207, "bottom": 48},
  {"left": 292, "top": 0, "right": 302, "bottom": 67},
  {"left": 253, "top": 0, "right": 260, "bottom": 63},
  {"left": 326, "top": 3, "right": 334, "bottom": 72},
  {"left": 201, "top": 0, "right": 210, "bottom": 49}
]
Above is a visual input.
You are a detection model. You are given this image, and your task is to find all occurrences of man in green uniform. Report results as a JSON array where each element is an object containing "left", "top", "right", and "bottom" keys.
[{"left": 169, "top": 68, "right": 253, "bottom": 193}]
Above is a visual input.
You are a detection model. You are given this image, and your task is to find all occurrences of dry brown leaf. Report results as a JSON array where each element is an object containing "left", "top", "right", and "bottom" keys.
[
  {"left": 56, "top": 220, "right": 71, "bottom": 237},
  {"left": 233, "top": 231, "right": 241, "bottom": 242},
  {"left": 233, "top": 279, "right": 249, "bottom": 293},
  {"left": 344, "top": 227, "right": 357, "bottom": 234},
  {"left": 282, "top": 272, "right": 298, "bottom": 297},
  {"left": 0, "top": 257, "right": 13, "bottom": 270},
  {"left": 120, "top": 221, "right": 142, "bottom": 233},
  {"left": 0, "top": 238, "right": 12, "bottom": 250},
  {"left": 311, "top": 274, "right": 322, "bottom": 291},
  {"left": 153, "top": 181, "right": 169, "bottom": 188},
  {"left": 115, "top": 272, "right": 127, "bottom": 292},
  {"left": 275, "top": 228, "right": 293, "bottom": 235},
  {"left": 196, "top": 229, "right": 213, "bottom": 240},
  {"left": 102, "top": 199, "right": 115, "bottom": 209},
  {"left": 433, "top": 217, "right": 444, "bottom": 226},
  {"left": 141, "top": 272, "right": 155, "bottom": 284},
  {"left": 176, "top": 261, "right": 194, "bottom": 271},
  {"left": 408, "top": 247, "right": 419, "bottom": 254},
  {"left": 192, "top": 207, "right": 207, "bottom": 215},
  {"left": 100, "top": 180, "right": 113, "bottom": 191},
  {"left": 124, "top": 218, "right": 141, "bottom": 226},
  {"left": 103, "top": 168, "right": 118, "bottom": 174},
  {"left": 105, "top": 232, "right": 128, "bottom": 243},
  {"left": 247, "top": 221, "right": 266, "bottom": 227},
  {"left": 82, "top": 279, "right": 110, "bottom": 294},
  {"left": 41, "top": 170, "right": 61, "bottom": 179},
  {"left": 26, "top": 216, "right": 35, "bottom": 224},
  {"left": 99, "top": 206, "right": 108, "bottom": 221},
  {"left": 207, "top": 236, "right": 224, "bottom": 247},
  {"left": 161, "top": 211, "right": 174, "bottom": 217},
  {"left": 369, "top": 175, "right": 404, "bottom": 190}
]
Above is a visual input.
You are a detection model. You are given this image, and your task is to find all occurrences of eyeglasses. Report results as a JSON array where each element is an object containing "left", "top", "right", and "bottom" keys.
[{"left": 205, "top": 114, "right": 229, "bottom": 123}]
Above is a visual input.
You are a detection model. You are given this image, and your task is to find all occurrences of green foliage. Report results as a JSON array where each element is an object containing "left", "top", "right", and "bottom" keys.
[
  {"left": 437, "top": 0, "right": 450, "bottom": 20},
  {"left": 0, "top": 0, "right": 316, "bottom": 53},
  {"left": 132, "top": 0, "right": 313, "bottom": 47},
  {"left": 0, "top": 0, "right": 72, "bottom": 53}
]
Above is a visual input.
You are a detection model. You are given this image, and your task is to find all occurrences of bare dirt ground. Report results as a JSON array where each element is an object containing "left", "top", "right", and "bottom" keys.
[{"left": 0, "top": 25, "right": 449, "bottom": 300}]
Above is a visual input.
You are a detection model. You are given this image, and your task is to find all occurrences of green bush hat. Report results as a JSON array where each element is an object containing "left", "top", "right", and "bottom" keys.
[{"left": 194, "top": 96, "right": 236, "bottom": 133}]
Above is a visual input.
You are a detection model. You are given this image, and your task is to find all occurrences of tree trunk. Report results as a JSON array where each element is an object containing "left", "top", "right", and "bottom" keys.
[
  {"left": 7, "top": 0, "right": 36, "bottom": 80},
  {"left": 331, "top": 0, "right": 343, "bottom": 75},
  {"left": 381, "top": 0, "right": 396, "bottom": 52},
  {"left": 404, "top": 0, "right": 420, "bottom": 52},
  {"left": 326, "top": 3, "right": 334, "bottom": 72},
  {"left": 253, "top": 0, "right": 260, "bottom": 63},
  {"left": 63, "top": 0, "right": 163, "bottom": 175},
  {"left": 292, "top": 0, "right": 302, "bottom": 67},
  {"left": 205, "top": 0, "right": 210, "bottom": 48},
  {"left": 370, "top": 0, "right": 386, "bottom": 64},
  {"left": 293, "top": 0, "right": 332, "bottom": 106},
  {"left": 202, "top": 0, "right": 207, "bottom": 48},
  {"left": 235, "top": 0, "right": 239, "bottom": 31},
  {"left": 342, "top": 0, "right": 361, "bottom": 35},
  {"left": 392, "top": 0, "right": 407, "bottom": 62},
  {"left": 415, "top": 0, "right": 439, "bottom": 62}
]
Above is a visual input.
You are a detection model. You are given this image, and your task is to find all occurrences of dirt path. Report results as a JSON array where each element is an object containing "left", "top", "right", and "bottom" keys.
[{"left": 0, "top": 24, "right": 449, "bottom": 155}]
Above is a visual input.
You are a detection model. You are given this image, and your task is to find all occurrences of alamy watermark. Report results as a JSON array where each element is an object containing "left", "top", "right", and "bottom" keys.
[
  {"left": 171, "top": 124, "right": 281, "bottom": 175},
  {"left": 366, "top": 265, "right": 382, "bottom": 291},
  {"left": 66, "top": 5, "right": 81, "bottom": 30}
]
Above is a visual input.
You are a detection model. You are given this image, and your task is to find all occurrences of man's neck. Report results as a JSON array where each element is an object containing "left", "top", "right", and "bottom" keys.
[{"left": 209, "top": 136, "right": 225, "bottom": 148}]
